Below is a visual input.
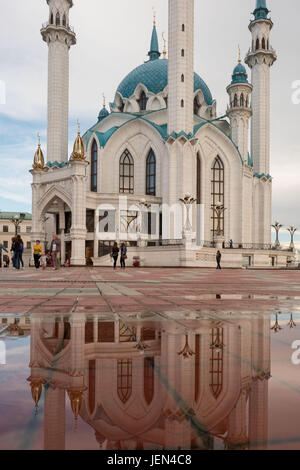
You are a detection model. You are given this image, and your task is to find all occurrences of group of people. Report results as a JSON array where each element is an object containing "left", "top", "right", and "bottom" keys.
[
  {"left": 111, "top": 242, "right": 127, "bottom": 269},
  {"left": 0, "top": 235, "right": 24, "bottom": 270},
  {"left": 33, "top": 235, "right": 61, "bottom": 270}
]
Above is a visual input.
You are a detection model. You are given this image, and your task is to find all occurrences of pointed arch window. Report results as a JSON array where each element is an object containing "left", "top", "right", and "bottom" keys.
[
  {"left": 209, "top": 328, "right": 224, "bottom": 399},
  {"left": 211, "top": 156, "right": 224, "bottom": 236},
  {"left": 50, "top": 12, "right": 54, "bottom": 24},
  {"left": 181, "top": 74, "right": 185, "bottom": 83},
  {"left": 256, "top": 38, "right": 260, "bottom": 50},
  {"left": 138, "top": 91, "right": 148, "bottom": 111},
  {"left": 233, "top": 94, "right": 238, "bottom": 107},
  {"left": 262, "top": 37, "right": 266, "bottom": 50},
  {"left": 181, "top": 49, "right": 185, "bottom": 57},
  {"left": 62, "top": 14, "right": 66, "bottom": 27},
  {"left": 240, "top": 93, "right": 245, "bottom": 107},
  {"left": 120, "top": 149, "right": 134, "bottom": 194},
  {"left": 56, "top": 12, "right": 60, "bottom": 26},
  {"left": 91, "top": 140, "right": 98, "bottom": 192},
  {"left": 144, "top": 358, "right": 155, "bottom": 405},
  {"left": 146, "top": 150, "right": 156, "bottom": 196},
  {"left": 117, "top": 359, "right": 132, "bottom": 404}
]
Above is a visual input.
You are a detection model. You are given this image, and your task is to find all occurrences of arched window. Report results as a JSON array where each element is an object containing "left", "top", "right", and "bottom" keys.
[
  {"left": 117, "top": 359, "right": 132, "bottom": 404},
  {"left": 181, "top": 99, "right": 184, "bottom": 108},
  {"left": 120, "top": 149, "right": 134, "bottom": 194},
  {"left": 88, "top": 360, "right": 96, "bottom": 413},
  {"left": 194, "top": 97, "right": 200, "bottom": 115},
  {"left": 211, "top": 156, "right": 224, "bottom": 236},
  {"left": 56, "top": 12, "right": 60, "bottom": 26},
  {"left": 91, "top": 140, "right": 98, "bottom": 192},
  {"left": 256, "top": 38, "right": 260, "bottom": 50},
  {"left": 209, "top": 328, "right": 224, "bottom": 399},
  {"left": 50, "top": 12, "right": 54, "bottom": 24},
  {"left": 181, "top": 49, "right": 185, "bottom": 57},
  {"left": 262, "top": 37, "right": 266, "bottom": 49},
  {"left": 267, "top": 39, "right": 269, "bottom": 50},
  {"left": 197, "top": 154, "right": 201, "bottom": 204},
  {"left": 144, "top": 358, "right": 154, "bottom": 405},
  {"left": 138, "top": 91, "right": 148, "bottom": 111},
  {"left": 182, "top": 24, "right": 185, "bottom": 32},
  {"left": 233, "top": 94, "right": 238, "bottom": 107},
  {"left": 240, "top": 93, "right": 245, "bottom": 107},
  {"left": 181, "top": 74, "right": 185, "bottom": 82},
  {"left": 62, "top": 14, "right": 66, "bottom": 26},
  {"left": 146, "top": 150, "right": 156, "bottom": 196}
]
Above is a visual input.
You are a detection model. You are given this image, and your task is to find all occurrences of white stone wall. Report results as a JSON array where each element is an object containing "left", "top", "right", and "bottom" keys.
[{"left": 168, "top": 0, "right": 194, "bottom": 134}]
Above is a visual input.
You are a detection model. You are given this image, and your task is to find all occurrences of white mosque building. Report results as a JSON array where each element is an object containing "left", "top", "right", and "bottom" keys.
[{"left": 30, "top": 0, "right": 291, "bottom": 268}]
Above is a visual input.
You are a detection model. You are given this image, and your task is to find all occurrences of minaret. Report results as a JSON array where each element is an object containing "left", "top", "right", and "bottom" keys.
[
  {"left": 227, "top": 51, "right": 253, "bottom": 163},
  {"left": 168, "top": 0, "right": 194, "bottom": 135},
  {"left": 41, "top": 0, "right": 76, "bottom": 164},
  {"left": 245, "top": 0, "right": 276, "bottom": 175}
]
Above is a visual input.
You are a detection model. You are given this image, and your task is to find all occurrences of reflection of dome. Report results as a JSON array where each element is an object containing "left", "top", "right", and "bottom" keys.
[{"left": 117, "top": 58, "right": 213, "bottom": 105}]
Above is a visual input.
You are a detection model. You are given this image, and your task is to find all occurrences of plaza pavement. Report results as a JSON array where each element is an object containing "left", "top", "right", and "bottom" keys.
[{"left": 0, "top": 266, "right": 300, "bottom": 315}]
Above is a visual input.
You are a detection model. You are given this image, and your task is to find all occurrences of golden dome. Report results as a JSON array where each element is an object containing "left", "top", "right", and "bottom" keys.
[
  {"left": 70, "top": 123, "right": 86, "bottom": 161},
  {"left": 68, "top": 389, "right": 86, "bottom": 419},
  {"left": 29, "top": 379, "right": 44, "bottom": 407},
  {"left": 33, "top": 134, "right": 45, "bottom": 170}
]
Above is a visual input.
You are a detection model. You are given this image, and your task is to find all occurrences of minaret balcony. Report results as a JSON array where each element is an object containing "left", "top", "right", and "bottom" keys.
[{"left": 41, "top": 22, "right": 76, "bottom": 45}]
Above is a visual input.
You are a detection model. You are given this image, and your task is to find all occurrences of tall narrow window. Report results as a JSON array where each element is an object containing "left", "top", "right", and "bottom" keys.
[
  {"left": 182, "top": 24, "right": 185, "bottom": 32},
  {"left": 89, "top": 360, "right": 96, "bottom": 413},
  {"left": 211, "top": 156, "right": 224, "bottom": 236},
  {"left": 181, "top": 49, "right": 185, "bottom": 57},
  {"left": 181, "top": 74, "right": 185, "bottom": 82},
  {"left": 194, "top": 97, "right": 200, "bottom": 115},
  {"left": 56, "top": 12, "right": 60, "bottom": 26},
  {"left": 144, "top": 358, "right": 155, "bottom": 405},
  {"left": 146, "top": 150, "right": 156, "bottom": 196},
  {"left": 262, "top": 37, "right": 266, "bottom": 49},
  {"left": 209, "top": 328, "right": 224, "bottom": 399},
  {"left": 62, "top": 14, "right": 66, "bottom": 26},
  {"left": 117, "top": 359, "right": 132, "bottom": 404},
  {"left": 240, "top": 93, "right": 244, "bottom": 107},
  {"left": 50, "top": 12, "right": 54, "bottom": 24},
  {"left": 181, "top": 99, "right": 184, "bottom": 108},
  {"left": 233, "top": 94, "right": 238, "bottom": 107},
  {"left": 119, "top": 149, "right": 134, "bottom": 194},
  {"left": 256, "top": 38, "right": 260, "bottom": 50},
  {"left": 138, "top": 91, "right": 148, "bottom": 111},
  {"left": 91, "top": 140, "right": 98, "bottom": 192},
  {"left": 197, "top": 154, "right": 201, "bottom": 204}
]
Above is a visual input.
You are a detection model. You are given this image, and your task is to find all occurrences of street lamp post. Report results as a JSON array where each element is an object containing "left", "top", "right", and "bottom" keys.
[
  {"left": 179, "top": 193, "right": 196, "bottom": 232},
  {"left": 287, "top": 225, "right": 297, "bottom": 251},
  {"left": 211, "top": 201, "right": 226, "bottom": 249},
  {"left": 271, "top": 221, "right": 283, "bottom": 250},
  {"left": 11, "top": 214, "right": 24, "bottom": 237},
  {"left": 137, "top": 199, "right": 151, "bottom": 247}
]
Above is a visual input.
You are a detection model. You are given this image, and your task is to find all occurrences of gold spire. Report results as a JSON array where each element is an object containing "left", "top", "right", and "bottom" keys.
[
  {"left": 152, "top": 7, "right": 156, "bottom": 27},
  {"left": 162, "top": 32, "right": 167, "bottom": 59},
  {"left": 238, "top": 45, "right": 241, "bottom": 63},
  {"left": 70, "top": 120, "right": 86, "bottom": 161},
  {"left": 33, "top": 133, "right": 45, "bottom": 170},
  {"left": 102, "top": 93, "right": 106, "bottom": 109}
]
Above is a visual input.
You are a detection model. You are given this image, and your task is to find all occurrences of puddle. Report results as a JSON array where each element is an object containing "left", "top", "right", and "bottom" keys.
[{"left": 1, "top": 311, "right": 300, "bottom": 450}]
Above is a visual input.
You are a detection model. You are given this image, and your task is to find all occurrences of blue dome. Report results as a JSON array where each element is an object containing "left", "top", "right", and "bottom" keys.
[
  {"left": 231, "top": 63, "right": 249, "bottom": 84},
  {"left": 117, "top": 58, "right": 213, "bottom": 106},
  {"left": 98, "top": 106, "right": 109, "bottom": 121}
]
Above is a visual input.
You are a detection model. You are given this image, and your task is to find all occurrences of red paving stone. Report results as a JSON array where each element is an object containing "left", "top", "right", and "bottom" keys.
[{"left": 1, "top": 266, "right": 300, "bottom": 314}]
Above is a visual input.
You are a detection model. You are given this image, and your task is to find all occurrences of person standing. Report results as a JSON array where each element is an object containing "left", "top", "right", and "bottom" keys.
[
  {"left": 33, "top": 240, "right": 43, "bottom": 269},
  {"left": 17, "top": 235, "right": 24, "bottom": 269},
  {"left": 0, "top": 242, "right": 8, "bottom": 268},
  {"left": 216, "top": 250, "right": 222, "bottom": 270},
  {"left": 50, "top": 234, "right": 61, "bottom": 270},
  {"left": 120, "top": 242, "right": 127, "bottom": 269},
  {"left": 11, "top": 237, "right": 21, "bottom": 270},
  {"left": 111, "top": 242, "right": 119, "bottom": 270}
]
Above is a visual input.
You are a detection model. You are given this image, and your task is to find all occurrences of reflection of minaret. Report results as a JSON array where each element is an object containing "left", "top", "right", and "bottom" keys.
[{"left": 44, "top": 385, "right": 66, "bottom": 450}]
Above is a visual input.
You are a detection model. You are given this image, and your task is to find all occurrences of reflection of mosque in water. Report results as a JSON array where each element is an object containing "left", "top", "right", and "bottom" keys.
[{"left": 27, "top": 312, "right": 270, "bottom": 450}]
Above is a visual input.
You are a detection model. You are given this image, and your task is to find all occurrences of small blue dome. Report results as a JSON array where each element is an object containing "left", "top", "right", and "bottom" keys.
[
  {"left": 231, "top": 62, "right": 249, "bottom": 84},
  {"left": 117, "top": 58, "right": 213, "bottom": 106},
  {"left": 98, "top": 106, "right": 109, "bottom": 121}
]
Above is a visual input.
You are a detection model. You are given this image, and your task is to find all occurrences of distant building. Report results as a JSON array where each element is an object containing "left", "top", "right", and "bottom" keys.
[{"left": 0, "top": 211, "right": 32, "bottom": 251}]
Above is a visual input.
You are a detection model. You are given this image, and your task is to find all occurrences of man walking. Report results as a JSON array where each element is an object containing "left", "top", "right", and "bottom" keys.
[
  {"left": 0, "top": 242, "right": 8, "bottom": 268},
  {"left": 216, "top": 250, "right": 222, "bottom": 270},
  {"left": 50, "top": 234, "right": 61, "bottom": 270}
]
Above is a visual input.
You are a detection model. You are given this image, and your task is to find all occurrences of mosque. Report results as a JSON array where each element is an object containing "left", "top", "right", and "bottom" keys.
[{"left": 30, "top": 0, "right": 291, "bottom": 268}]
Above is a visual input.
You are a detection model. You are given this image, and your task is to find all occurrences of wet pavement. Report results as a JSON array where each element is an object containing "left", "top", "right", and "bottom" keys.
[{"left": 0, "top": 267, "right": 300, "bottom": 450}]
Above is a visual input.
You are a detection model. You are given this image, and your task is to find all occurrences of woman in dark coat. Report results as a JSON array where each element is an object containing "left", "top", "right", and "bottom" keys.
[
  {"left": 216, "top": 250, "right": 222, "bottom": 270},
  {"left": 111, "top": 242, "right": 119, "bottom": 270}
]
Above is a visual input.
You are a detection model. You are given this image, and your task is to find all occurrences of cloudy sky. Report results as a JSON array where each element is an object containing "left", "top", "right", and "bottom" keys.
[{"left": 0, "top": 0, "right": 300, "bottom": 243}]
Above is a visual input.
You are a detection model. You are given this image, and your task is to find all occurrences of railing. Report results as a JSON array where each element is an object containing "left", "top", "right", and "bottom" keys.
[
  {"left": 41, "top": 22, "right": 75, "bottom": 33},
  {"left": 146, "top": 239, "right": 184, "bottom": 247},
  {"left": 200, "top": 241, "right": 292, "bottom": 251}
]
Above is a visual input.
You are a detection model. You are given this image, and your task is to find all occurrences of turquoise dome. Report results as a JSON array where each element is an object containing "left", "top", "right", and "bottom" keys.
[
  {"left": 98, "top": 106, "right": 109, "bottom": 121},
  {"left": 117, "top": 58, "right": 213, "bottom": 106},
  {"left": 231, "top": 62, "right": 248, "bottom": 84}
]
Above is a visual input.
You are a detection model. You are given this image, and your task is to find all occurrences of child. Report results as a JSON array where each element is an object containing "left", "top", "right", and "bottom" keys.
[
  {"left": 40, "top": 251, "right": 47, "bottom": 270},
  {"left": 3, "top": 255, "right": 9, "bottom": 268}
]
